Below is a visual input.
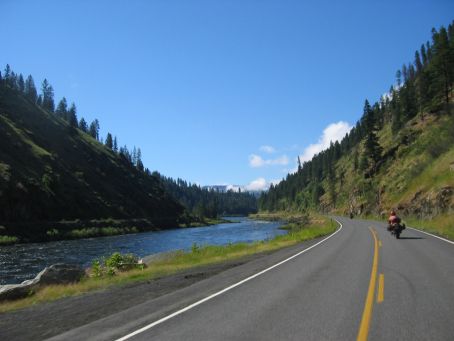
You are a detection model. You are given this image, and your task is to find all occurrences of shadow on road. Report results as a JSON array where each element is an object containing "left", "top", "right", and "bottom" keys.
[{"left": 399, "top": 237, "right": 424, "bottom": 240}]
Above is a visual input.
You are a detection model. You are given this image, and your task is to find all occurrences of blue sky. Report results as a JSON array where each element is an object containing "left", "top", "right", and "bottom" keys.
[{"left": 1, "top": 1, "right": 453, "bottom": 190}]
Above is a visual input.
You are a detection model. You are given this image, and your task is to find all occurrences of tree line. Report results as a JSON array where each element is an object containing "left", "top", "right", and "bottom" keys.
[
  {"left": 156, "top": 174, "right": 258, "bottom": 218},
  {"left": 259, "top": 22, "right": 454, "bottom": 212}
]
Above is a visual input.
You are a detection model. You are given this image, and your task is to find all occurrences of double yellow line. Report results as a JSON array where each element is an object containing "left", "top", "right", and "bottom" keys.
[{"left": 357, "top": 227, "right": 384, "bottom": 341}]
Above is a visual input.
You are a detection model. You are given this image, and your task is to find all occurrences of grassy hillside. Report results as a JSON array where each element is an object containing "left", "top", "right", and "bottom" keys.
[
  {"left": 322, "top": 110, "right": 454, "bottom": 215},
  {"left": 0, "top": 85, "right": 184, "bottom": 242},
  {"left": 258, "top": 22, "right": 454, "bottom": 239}
]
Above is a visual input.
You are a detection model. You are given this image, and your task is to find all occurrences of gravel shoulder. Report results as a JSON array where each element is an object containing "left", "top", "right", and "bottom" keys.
[{"left": 0, "top": 249, "right": 283, "bottom": 341}]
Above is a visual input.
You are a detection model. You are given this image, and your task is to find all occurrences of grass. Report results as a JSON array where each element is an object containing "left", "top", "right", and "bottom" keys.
[
  {"left": 0, "top": 235, "right": 19, "bottom": 245},
  {"left": 405, "top": 214, "right": 454, "bottom": 241},
  {"left": 0, "top": 216, "right": 337, "bottom": 313}
]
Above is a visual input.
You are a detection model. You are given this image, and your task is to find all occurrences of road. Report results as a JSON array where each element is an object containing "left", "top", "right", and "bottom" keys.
[{"left": 10, "top": 217, "right": 454, "bottom": 340}]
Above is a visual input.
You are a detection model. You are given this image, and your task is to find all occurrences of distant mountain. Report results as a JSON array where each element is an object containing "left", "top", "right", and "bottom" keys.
[{"left": 0, "top": 82, "right": 184, "bottom": 241}]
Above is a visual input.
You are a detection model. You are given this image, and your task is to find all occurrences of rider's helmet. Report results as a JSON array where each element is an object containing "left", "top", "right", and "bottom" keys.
[{"left": 390, "top": 209, "right": 396, "bottom": 215}]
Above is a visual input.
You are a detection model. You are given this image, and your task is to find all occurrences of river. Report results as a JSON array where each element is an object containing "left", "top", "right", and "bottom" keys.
[{"left": 0, "top": 217, "right": 285, "bottom": 284}]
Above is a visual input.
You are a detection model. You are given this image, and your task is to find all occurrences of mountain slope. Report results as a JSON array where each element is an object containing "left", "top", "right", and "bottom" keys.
[
  {"left": 258, "top": 22, "right": 454, "bottom": 238},
  {"left": 0, "top": 84, "right": 184, "bottom": 240}
]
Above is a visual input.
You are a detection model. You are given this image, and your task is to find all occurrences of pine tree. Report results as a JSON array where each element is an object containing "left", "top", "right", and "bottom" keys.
[
  {"left": 113, "top": 136, "right": 118, "bottom": 152},
  {"left": 420, "top": 44, "right": 428, "bottom": 66},
  {"left": 79, "top": 118, "right": 88, "bottom": 132},
  {"left": 396, "top": 69, "right": 402, "bottom": 87},
  {"left": 41, "top": 79, "right": 55, "bottom": 112},
  {"left": 89, "top": 119, "right": 100, "bottom": 140},
  {"left": 431, "top": 26, "right": 452, "bottom": 106},
  {"left": 37, "top": 95, "right": 43, "bottom": 106},
  {"left": 67, "top": 103, "right": 78, "bottom": 127},
  {"left": 55, "top": 97, "right": 68, "bottom": 119},
  {"left": 24, "top": 75, "right": 38, "bottom": 103},
  {"left": 105, "top": 133, "right": 113, "bottom": 149},
  {"left": 3, "top": 64, "right": 11, "bottom": 86},
  {"left": 18, "top": 74, "right": 25, "bottom": 93},
  {"left": 363, "top": 100, "right": 382, "bottom": 173},
  {"left": 136, "top": 148, "right": 144, "bottom": 171}
]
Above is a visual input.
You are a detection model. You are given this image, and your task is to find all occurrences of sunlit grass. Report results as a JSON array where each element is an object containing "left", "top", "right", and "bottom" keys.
[
  {"left": 0, "top": 217, "right": 336, "bottom": 313},
  {"left": 405, "top": 214, "right": 454, "bottom": 240}
]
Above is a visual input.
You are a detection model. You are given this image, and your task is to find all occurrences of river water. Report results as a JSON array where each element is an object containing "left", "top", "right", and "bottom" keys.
[{"left": 0, "top": 217, "right": 285, "bottom": 284}]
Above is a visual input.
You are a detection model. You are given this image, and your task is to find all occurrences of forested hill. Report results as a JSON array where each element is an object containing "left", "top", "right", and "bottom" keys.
[
  {"left": 0, "top": 77, "right": 185, "bottom": 238},
  {"left": 259, "top": 23, "right": 454, "bottom": 225},
  {"left": 156, "top": 174, "right": 258, "bottom": 218}
]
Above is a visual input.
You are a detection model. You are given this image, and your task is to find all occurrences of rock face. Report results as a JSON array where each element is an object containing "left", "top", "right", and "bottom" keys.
[{"left": 0, "top": 263, "right": 84, "bottom": 302}]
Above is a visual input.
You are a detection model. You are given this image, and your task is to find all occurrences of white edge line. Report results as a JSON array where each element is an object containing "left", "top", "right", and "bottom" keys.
[
  {"left": 407, "top": 226, "right": 454, "bottom": 245},
  {"left": 114, "top": 219, "right": 343, "bottom": 341}
]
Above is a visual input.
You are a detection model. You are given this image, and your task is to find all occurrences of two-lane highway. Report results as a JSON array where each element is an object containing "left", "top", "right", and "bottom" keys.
[{"left": 48, "top": 217, "right": 454, "bottom": 341}]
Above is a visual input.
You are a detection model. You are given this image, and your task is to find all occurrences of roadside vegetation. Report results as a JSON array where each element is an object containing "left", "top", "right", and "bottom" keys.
[{"left": 0, "top": 216, "right": 337, "bottom": 313}]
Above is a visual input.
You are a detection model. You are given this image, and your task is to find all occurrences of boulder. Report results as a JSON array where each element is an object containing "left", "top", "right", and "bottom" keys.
[
  {"left": 0, "top": 263, "right": 84, "bottom": 302},
  {"left": 36, "top": 263, "right": 85, "bottom": 285}
]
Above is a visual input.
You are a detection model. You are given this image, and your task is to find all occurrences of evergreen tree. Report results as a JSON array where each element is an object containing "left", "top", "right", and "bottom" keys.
[
  {"left": 415, "top": 50, "right": 423, "bottom": 74},
  {"left": 363, "top": 100, "right": 382, "bottom": 173},
  {"left": 105, "top": 133, "right": 113, "bottom": 149},
  {"left": 396, "top": 69, "right": 402, "bottom": 87},
  {"left": 24, "top": 75, "right": 38, "bottom": 103},
  {"left": 55, "top": 97, "right": 68, "bottom": 119},
  {"left": 41, "top": 79, "right": 55, "bottom": 112},
  {"left": 79, "top": 117, "right": 88, "bottom": 132},
  {"left": 431, "top": 27, "right": 452, "bottom": 106},
  {"left": 18, "top": 74, "right": 25, "bottom": 93},
  {"left": 420, "top": 44, "right": 428, "bottom": 66},
  {"left": 67, "top": 103, "right": 78, "bottom": 127},
  {"left": 136, "top": 148, "right": 144, "bottom": 171},
  {"left": 113, "top": 136, "right": 118, "bottom": 152},
  {"left": 3, "top": 64, "right": 11, "bottom": 86},
  {"left": 89, "top": 119, "right": 100, "bottom": 140}
]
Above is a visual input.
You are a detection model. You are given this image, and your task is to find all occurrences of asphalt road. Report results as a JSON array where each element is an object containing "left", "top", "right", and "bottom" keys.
[{"left": 10, "top": 217, "right": 454, "bottom": 340}]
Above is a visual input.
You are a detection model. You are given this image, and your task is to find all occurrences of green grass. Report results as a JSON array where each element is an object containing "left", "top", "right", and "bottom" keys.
[
  {"left": 0, "top": 235, "right": 19, "bottom": 245},
  {"left": 405, "top": 214, "right": 454, "bottom": 241},
  {"left": 0, "top": 217, "right": 337, "bottom": 313}
]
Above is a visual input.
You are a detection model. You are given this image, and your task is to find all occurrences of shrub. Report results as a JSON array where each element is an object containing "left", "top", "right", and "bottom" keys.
[{"left": 90, "top": 252, "right": 143, "bottom": 278}]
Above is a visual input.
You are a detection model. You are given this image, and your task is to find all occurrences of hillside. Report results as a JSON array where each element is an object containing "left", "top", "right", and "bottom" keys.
[
  {"left": 259, "top": 22, "right": 454, "bottom": 238},
  {"left": 0, "top": 84, "right": 185, "bottom": 242}
]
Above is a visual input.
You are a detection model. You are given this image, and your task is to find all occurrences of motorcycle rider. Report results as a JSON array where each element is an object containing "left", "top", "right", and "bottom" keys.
[{"left": 387, "top": 209, "right": 401, "bottom": 231}]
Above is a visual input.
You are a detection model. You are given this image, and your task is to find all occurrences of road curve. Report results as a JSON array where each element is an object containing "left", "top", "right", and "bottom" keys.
[{"left": 20, "top": 218, "right": 454, "bottom": 340}]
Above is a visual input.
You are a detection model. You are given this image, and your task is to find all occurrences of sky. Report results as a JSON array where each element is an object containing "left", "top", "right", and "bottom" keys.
[{"left": 1, "top": 0, "right": 453, "bottom": 191}]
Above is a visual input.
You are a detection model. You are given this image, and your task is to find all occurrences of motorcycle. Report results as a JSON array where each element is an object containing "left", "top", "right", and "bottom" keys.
[{"left": 388, "top": 222, "right": 406, "bottom": 239}]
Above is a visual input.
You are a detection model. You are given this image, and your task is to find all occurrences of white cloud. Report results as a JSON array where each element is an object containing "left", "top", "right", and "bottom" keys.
[
  {"left": 299, "top": 121, "right": 352, "bottom": 162},
  {"left": 259, "top": 145, "right": 276, "bottom": 153},
  {"left": 245, "top": 177, "right": 268, "bottom": 191},
  {"left": 249, "top": 154, "right": 265, "bottom": 167},
  {"left": 249, "top": 154, "right": 289, "bottom": 168}
]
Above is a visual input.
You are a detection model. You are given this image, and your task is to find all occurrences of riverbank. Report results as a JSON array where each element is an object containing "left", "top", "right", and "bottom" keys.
[
  {"left": 0, "top": 216, "right": 336, "bottom": 313},
  {"left": 0, "top": 217, "right": 232, "bottom": 245}
]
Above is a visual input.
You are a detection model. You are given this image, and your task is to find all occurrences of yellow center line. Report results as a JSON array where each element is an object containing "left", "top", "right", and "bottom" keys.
[
  {"left": 379, "top": 240, "right": 382, "bottom": 247},
  {"left": 357, "top": 227, "right": 379, "bottom": 341},
  {"left": 377, "top": 274, "right": 384, "bottom": 303}
]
